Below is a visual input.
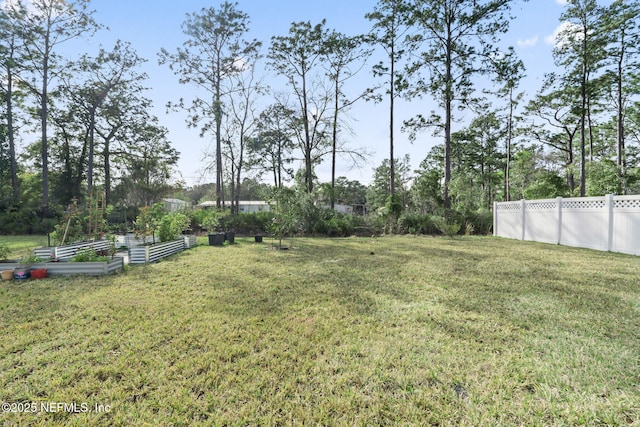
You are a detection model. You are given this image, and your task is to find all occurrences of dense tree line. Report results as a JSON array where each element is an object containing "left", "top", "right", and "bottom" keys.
[
  {"left": 0, "top": 0, "right": 178, "bottom": 233},
  {"left": 1, "top": 0, "right": 639, "bottom": 235}
]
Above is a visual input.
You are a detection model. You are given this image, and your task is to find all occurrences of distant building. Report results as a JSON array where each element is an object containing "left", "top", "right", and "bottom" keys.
[
  {"left": 319, "top": 203, "right": 355, "bottom": 214},
  {"left": 196, "top": 201, "right": 217, "bottom": 209},
  {"left": 331, "top": 204, "right": 354, "bottom": 214},
  {"left": 163, "top": 198, "right": 191, "bottom": 212},
  {"left": 233, "top": 201, "right": 271, "bottom": 213},
  {"left": 197, "top": 200, "right": 271, "bottom": 213}
]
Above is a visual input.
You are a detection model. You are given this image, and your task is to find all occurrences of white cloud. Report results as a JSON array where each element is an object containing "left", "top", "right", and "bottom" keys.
[
  {"left": 517, "top": 36, "right": 539, "bottom": 47},
  {"left": 544, "top": 21, "right": 582, "bottom": 47},
  {"left": 556, "top": 0, "right": 568, "bottom": 5}
]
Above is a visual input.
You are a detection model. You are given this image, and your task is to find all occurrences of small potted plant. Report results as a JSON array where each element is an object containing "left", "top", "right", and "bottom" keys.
[
  {"left": 14, "top": 254, "right": 41, "bottom": 280},
  {"left": 203, "top": 212, "right": 224, "bottom": 246},
  {"left": 0, "top": 244, "right": 13, "bottom": 280}
]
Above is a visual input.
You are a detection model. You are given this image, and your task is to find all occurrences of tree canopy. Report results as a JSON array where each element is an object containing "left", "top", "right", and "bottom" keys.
[{"left": 2, "top": 0, "right": 640, "bottom": 235}]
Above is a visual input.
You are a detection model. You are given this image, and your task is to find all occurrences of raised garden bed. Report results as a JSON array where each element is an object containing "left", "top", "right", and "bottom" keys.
[
  {"left": 34, "top": 239, "right": 113, "bottom": 260},
  {"left": 183, "top": 234, "right": 197, "bottom": 249},
  {"left": 128, "top": 236, "right": 195, "bottom": 265},
  {"left": 115, "top": 234, "right": 156, "bottom": 249},
  {"left": 0, "top": 257, "right": 124, "bottom": 277}
]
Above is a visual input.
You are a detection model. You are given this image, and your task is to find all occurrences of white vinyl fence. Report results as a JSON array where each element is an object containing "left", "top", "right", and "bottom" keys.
[{"left": 493, "top": 194, "right": 640, "bottom": 256}]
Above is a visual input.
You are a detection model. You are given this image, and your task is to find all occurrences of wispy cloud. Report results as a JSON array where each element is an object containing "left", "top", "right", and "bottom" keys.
[
  {"left": 556, "top": 0, "right": 568, "bottom": 5},
  {"left": 545, "top": 21, "right": 582, "bottom": 47},
  {"left": 517, "top": 35, "right": 539, "bottom": 47}
]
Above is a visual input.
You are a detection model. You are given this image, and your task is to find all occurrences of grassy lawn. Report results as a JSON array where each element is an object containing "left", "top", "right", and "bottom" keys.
[
  {"left": 1, "top": 236, "right": 639, "bottom": 426},
  {"left": 0, "top": 235, "right": 49, "bottom": 259}
]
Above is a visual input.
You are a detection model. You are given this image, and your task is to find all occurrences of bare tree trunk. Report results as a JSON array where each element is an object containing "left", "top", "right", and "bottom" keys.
[
  {"left": 87, "top": 107, "right": 96, "bottom": 194},
  {"left": 616, "top": 38, "right": 626, "bottom": 194},
  {"left": 215, "top": 58, "right": 223, "bottom": 208},
  {"left": 505, "top": 86, "right": 514, "bottom": 202},
  {"left": 331, "top": 77, "right": 339, "bottom": 210},
  {"left": 104, "top": 140, "right": 111, "bottom": 205},
  {"left": 5, "top": 47, "right": 19, "bottom": 203},
  {"left": 41, "top": 43, "right": 50, "bottom": 211},
  {"left": 389, "top": 41, "right": 395, "bottom": 199},
  {"left": 443, "top": 36, "right": 452, "bottom": 211},
  {"left": 302, "top": 77, "right": 314, "bottom": 194}
]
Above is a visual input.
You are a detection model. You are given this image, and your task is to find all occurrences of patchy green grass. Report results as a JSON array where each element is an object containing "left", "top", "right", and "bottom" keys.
[
  {"left": 0, "top": 235, "right": 49, "bottom": 259},
  {"left": 1, "top": 236, "right": 639, "bottom": 426}
]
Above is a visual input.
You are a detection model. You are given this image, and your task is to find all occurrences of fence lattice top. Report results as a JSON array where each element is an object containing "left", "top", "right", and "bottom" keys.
[
  {"left": 495, "top": 202, "right": 521, "bottom": 212},
  {"left": 496, "top": 195, "right": 640, "bottom": 211},
  {"left": 526, "top": 201, "right": 557, "bottom": 210},
  {"left": 614, "top": 198, "right": 640, "bottom": 209},
  {"left": 562, "top": 199, "right": 606, "bottom": 209}
]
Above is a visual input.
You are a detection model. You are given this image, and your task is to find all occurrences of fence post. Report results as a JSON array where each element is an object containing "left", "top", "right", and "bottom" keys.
[
  {"left": 606, "top": 194, "right": 614, "bottom": 251},
  {"left": 556, "top": 197, "right": 563, "bottom": 245},
  {"left": 493, "top": 201, "right": 497, "bottom": 237},
  {"left": 520, "top": 199, "right": 526, "bottom": 241}
]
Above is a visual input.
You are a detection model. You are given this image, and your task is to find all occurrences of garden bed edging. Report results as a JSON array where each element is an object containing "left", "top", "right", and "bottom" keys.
[
  {"left": 128, "top": 236, "right": 195, "bottom": 264},
  {"left": 0, "top": 257, "right": 124, "bottom": 277},
  {"left": 34, "top": 239, "right": 113, "bottom": 260}
]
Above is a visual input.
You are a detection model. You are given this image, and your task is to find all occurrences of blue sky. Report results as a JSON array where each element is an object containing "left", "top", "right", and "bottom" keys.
[{"left": 18, "top": 0, "right": 610, "bottom": 186}]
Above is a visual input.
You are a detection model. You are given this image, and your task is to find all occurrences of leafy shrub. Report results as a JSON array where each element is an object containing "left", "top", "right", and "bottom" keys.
[
  {"left": 188, "top": 209, "right": 213, "bottom": 233},
  {"left": 465, "top": 222, "right": 475, "bottom": 236},
  {"left": 324, "top": 212, "right": 367, "bottom": 236},
  {"left": 432, "top": 215, "right": 461, "bottom": 238},
  {"left": 397, "top": 212, "right": 437, "bottom": 235},
  {"left": 468, "top": 208, "right": 493, "bottom": 235},
  {"left": 199, "top": 210, "right": 223, "bottom": 233},
  {"left": 294, "top": 193, "right": 325, "bottom": 234},
  {"left": 268, "top": 187, "right": 301, "bottom": 245},
  {"left": 450, "top": 208, "right": 493, "bottom": 236},
  {"left": 385, "top": 193, "right": 404, "bottom": 218},
  {"left": 106, "top": 205, "right": 137, "bottom": 233},
  {"left": 365, "top": 213, "right": 387, "bottom": 236},
  {"left": 70, "top": 248, "right": 108, "bottom": 262},
  {"left": 158, "top": 212, "right": 190, "bottom": 242},
  {"left": 0, "top": 244, "right": 10, "bottom": 261},
  {"left": 20, "top": 254, "right": 44, "bottom": 264},
  {"left": 51, "top": 213, "right": 85, "bottom": 246},
  {"left": 220, "top": 212, "right": 273, "bottom": 235},
  {"left": 0, "top": 205, "right": 61, "bottom": 235},
  {"left": 135, "top": 203, "right": 165, "bottom": 244}
]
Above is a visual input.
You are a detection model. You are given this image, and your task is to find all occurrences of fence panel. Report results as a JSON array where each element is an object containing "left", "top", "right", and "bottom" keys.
[
  {"left": 524, "top": 199, "right": 558, "bottom": 244},
  {"left": 494, "top": 194, "right": 640, "bottom": 256},
  {"left": 612, "top": 196, "right": 640, "bottom": 255},
  {"left": 560, "top": 197, "right": 609, "bottom": 251},
  {"left": 493, "top": 201, "right": 522, "bottom": 240}
]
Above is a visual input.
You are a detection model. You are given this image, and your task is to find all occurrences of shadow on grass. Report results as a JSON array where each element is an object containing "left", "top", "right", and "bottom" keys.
[
  {"left": 0, "top": 275, "right": 113, "bottom": 325},
  {"left": 431, "top": 239, "right": 640, "bottom": 340},
  {"left": 206, "top": 237, "right": 438, "bottom": 318}
]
